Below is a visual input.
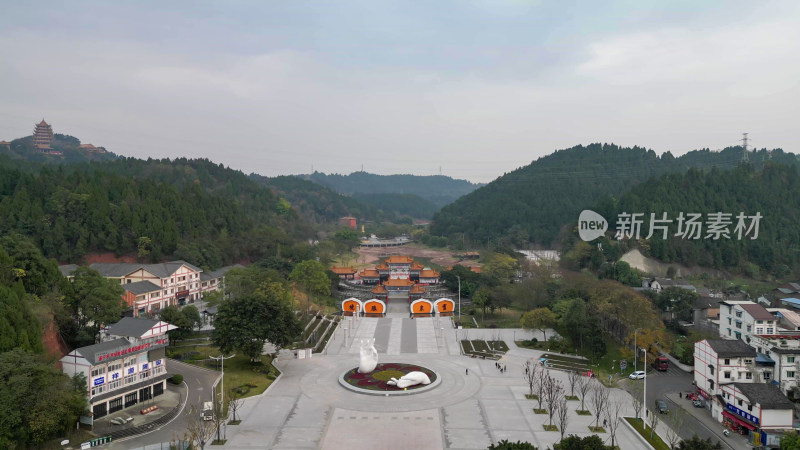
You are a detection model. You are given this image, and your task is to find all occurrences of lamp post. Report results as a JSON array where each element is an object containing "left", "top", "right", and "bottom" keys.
[
  {"left": 633, "top": 328, "right": 642, "bottom": 372},
  {"left": 456, "top": 275, "right": 461, "bottom": 320},
  {"left": 210, "top": 353, "right": 236, "bottom": 419},
  {"left": 641, "top": 347, "right": 647, "bottom": 423}
]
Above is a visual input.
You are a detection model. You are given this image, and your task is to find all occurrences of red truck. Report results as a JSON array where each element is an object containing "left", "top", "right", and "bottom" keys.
[{"left": 654, "top": 356, "right": 669, "bottom": 371}]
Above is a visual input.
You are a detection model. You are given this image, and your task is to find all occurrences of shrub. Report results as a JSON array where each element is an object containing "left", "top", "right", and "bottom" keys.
[{"left": 168, "top": 374, "right": 184, "bottom": 385}]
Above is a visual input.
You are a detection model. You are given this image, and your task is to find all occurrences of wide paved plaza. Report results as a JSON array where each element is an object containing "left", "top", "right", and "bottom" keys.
[{"left": 221, "top": 304, "right": 661, "bottom": 450}]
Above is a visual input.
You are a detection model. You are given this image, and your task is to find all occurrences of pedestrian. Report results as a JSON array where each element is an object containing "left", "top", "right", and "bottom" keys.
[
  {"left": 603, "top": 418, "right": 607, "bottom": 427},
  {"left": 679, "top": 392, "right": 682, "bottom": 399},
  {"left": 466, "top": 368, "right": 469, "bottom": 375}
]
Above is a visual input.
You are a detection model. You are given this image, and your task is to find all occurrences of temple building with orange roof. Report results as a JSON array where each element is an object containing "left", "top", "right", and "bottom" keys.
[
  {"left": 341, "top": 255, "right": 443, "bottom": 303},
  {"left": 0, "top": 140, "right": 10, "bottom": 149},
  {"left": 33, "top": 119, "right": 54, "bottom": 150},
  {"left": 330, "top": 266, "right": 357, "bottom": 280}
]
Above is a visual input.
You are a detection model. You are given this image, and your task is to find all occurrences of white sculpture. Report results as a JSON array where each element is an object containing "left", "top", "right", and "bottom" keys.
[
  {"left": 358, "top": 339, "right": 378, "bottom": 373},
  {"left": 387, "top": 371, "right": 431, "bottom": 389}
]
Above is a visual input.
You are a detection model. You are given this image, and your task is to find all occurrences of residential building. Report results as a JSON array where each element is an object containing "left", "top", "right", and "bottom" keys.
[
  {"left": 642, "top": 277, "right": 696, "bottom": 294},
  {"left": 694, "top": 339, "right": 759, "bottom": 399},
  {"left": 768, "top": 308, "right": 800, "bottom": 332},
  {"left": 750, "top": 332, "right": 800, "bottom": 400},
  {"left": 719, "top": 301, "right": 777, "bottom": 343},
  {"left": 771, "top": 282, "right": 800, "bottom": 301},
  {"left": 199, "top": 264, "right": 244, "bottom": 294},
  {"left": 60, "top": 318, "right": 176, "bottom": 419},
  {"left": 718, "top": 383, "right": 793, "bottom": 445}
]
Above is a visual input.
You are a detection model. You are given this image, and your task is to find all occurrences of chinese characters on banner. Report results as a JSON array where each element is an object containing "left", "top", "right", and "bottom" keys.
[{"left": 613, "top": 212, "right": 761, "bottom": 241}]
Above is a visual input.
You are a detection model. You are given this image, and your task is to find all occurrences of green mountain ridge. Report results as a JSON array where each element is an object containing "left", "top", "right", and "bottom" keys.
[{"left": 431, "top": 143, "right": 799, "bottom": 248}]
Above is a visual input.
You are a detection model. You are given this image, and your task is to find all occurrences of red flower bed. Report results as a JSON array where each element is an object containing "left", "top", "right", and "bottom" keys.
[{"left": 343, "top": 362, "right": 437, "bottom": 391}]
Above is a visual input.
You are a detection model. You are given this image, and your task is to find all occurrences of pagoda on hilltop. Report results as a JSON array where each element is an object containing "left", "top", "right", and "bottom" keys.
[{"left": 33, "top": 119, "right": 54, "bottom": 150}]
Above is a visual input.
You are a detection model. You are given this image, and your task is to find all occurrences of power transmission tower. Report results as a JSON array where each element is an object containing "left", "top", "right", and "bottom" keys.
[{"left": 741, "top": 133, "right": 749, "bottom": 163}]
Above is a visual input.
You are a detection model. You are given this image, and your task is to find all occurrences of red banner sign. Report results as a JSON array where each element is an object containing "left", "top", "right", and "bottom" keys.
[{"left": 96, "top": 338, "right": 167, "bottom": 362}]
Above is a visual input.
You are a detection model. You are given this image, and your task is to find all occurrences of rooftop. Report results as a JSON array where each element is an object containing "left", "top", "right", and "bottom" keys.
[
  {"left": 69, "top": 338, "right": 132, "bottom": 365},
  {"left": 768, "top": 308, "right": 800, "bottom": 326},
  {"left": 385, "top": 255, "right": 414, "bottom": 264},
  {"left": 359, "top": 269, "right": 380, "bottom": 278},
  {"left": 200, "top": 264, "right": 245, "bottom": 281},
  {"left": 706, "top": 339, "right": 756, "bottom": 357},
  {"left": 732, "top": 383, "right": 794, "bottom": 410},
  {"left": 123, "top": 280, "right": 162, "bottom": 295},
  {"left": 383, "top": 278, "right": 415, "bottom": 287},
  {"left": 739, "top": 303, "right": 775, "bottom": 321},
  {"left": 107, "top": 317, "right": 160, "bottom": 338},
  {"left": 330, "top": 266, "right": 357, "bottom": 275},
  {"left": 419, "top": 269, "right": 440, "bottom": 278}
]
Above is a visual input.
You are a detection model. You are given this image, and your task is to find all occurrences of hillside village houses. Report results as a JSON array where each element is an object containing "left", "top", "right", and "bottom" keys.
[{"left": 59, "top": 261, "right": 242, "bottom": 317}]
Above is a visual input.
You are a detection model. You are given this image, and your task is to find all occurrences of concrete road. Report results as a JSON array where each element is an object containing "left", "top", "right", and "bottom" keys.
[
  {"left": 623, "top": 367, "right": 750, "bottom": 450},
  {"left": 107, "top": 359, "right": 221, "bottom": 449}
]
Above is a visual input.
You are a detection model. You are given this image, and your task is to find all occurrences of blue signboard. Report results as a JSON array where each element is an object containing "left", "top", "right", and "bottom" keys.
[
  {"left": 93, "top": 377, "right": 104, "bottom": 386},
  {"left": 726, "top": 403, "right": 759, "bottom": 425}
]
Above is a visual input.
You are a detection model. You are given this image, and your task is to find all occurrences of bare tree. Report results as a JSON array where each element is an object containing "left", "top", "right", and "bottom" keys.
[
  {"left": 567, "top": 370, "right": 580, "bottom": 398},
  {"left": 543, "top": 375, "right": 565, "bottom": 427},
  {"left": 649, "top": 407, "right": 660, "bottom": 440},
  {"left": 604, "top": 398, "right": 624, "bottom": 448},
  {"left": 523, "top": 359, "right": 540, "bottom": 397},
  {"left": 228, "top": 388, "right": 244, "bottom": 423},
  {"left": 212, "top": 398, "right": 226, "bottom": 443},
  {"left": 556, "top": 397, "right": 569, "bottom": 440},
  {"left": 576, "top": 374, "right": 592, "bottom": 412},
  {"left": 665, "top": 406, "right": 688, "bottom": 449},
  {"left": 534, "top": 368, "right": 549, "bottom": 410},
  {"left": 630, "top": 381, "right": 643, "bottom": 422},
  {"left": 185, "top": 404, "right": 215, "bottom": 450},
  {"left": 588, "top": 379, "right": 609, "bottom": 429}
]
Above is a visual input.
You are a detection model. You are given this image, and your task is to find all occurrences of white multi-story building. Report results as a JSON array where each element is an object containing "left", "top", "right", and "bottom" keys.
[
  {"left": 694, "top": 339, "right": 759, "bottom": 398},
  {"left": 719, "top": 301, "right": 778, "bottom": 343},
  {"left": 60, "top": 261, "right": 243, "bottom": 317},
  {"left": 750, "top": 332, "right": 800, "bottom": 400},
  {"left": 60, "top": 318, "right": 176, "bottom": 419},
  {"left": 718, "top": 383, "right": 794, "bottom": 445}
]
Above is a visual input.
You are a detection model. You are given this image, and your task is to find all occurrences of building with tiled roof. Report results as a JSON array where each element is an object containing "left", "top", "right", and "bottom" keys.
[
  {"left": 330, "top": 266, "right": 357, "bottom": 280},
  {"left": 33, "top": 119, "right": 54, "bottom": 150},
  {"left": 385, "top": 255, "right": 414, "bottom": 265}
]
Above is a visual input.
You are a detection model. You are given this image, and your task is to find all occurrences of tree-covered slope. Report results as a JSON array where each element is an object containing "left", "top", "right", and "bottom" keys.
[
  {"left": 252, "top": 174, "right": 392, "bottom": 224},
  {"left": 1, "top": 134, "right": 118, "bottom": 164},
  {"left": 300, "top": 171, "right": 483, "bottom": 208},
  {"left": 352, "top": 192, "right": 439, "bottom": 219},
  {"left": 0, "top": 158, "right": 313, "bottom": 268},
  {"left": 596, "top": 164, "right": 800, "bottom": 277},
  {"left": 431, "top": 143, "right": 798, "bottom": 247}
]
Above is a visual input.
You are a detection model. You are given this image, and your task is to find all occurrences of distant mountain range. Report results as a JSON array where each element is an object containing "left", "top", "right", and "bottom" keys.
[{"left": 298, "top": 171, "right": 484, "bottom": 208}]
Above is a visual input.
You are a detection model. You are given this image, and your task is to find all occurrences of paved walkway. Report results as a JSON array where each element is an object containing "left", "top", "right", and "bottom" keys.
[
  {"left": 220, "top": 317, "right": 675, "bottom": 450},
  {"left": 664, "top": 392, "right": 750, "bottom": 450}
]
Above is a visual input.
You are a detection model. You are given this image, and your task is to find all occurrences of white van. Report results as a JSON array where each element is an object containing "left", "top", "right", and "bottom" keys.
[{"left": 202, "top": 401, "right": 214, "bottom": 421}]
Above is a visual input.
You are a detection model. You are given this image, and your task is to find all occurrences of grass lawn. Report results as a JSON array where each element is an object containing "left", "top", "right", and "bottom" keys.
[
  {"left": 565, "top": 395, "right": 579, "bottom": 401},
  {"left": 543, "top": 424, "right": 558, "bottom": 431},
  {"left": 576, "top": 410, "right": 592, "bottom": 416},
  {"left": 525, "top": 394, "right": 538, "bottom": 400},
  {"left": 624, "top": 417, "right": 670, "bottom": 450},
  {"left": 167, "top": 344, "right": 279, "bottom": 398},
  {"left": 534, "top": 409, "right": 547, "bottom": 414},
  {"left": 588, "top": 426, "right": 606, "bottom": 433},
  {"left": 488, "top": 340, "right": 509, "bottom": 352},
  {"left": 472, "top": 308, "right": 524, "bottom": 328}
]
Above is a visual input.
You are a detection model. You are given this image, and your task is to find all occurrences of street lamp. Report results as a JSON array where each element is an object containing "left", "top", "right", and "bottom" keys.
[
  {"left": 633, "top": 328, "right": 642, "bottom": 372},
  {"left": 456, "top": 275, "right": 461, "bottom": 320},
  {"left": 641, "top": 347, "right": 647, "bottom": 423},
  {"left": 210, "top": 353, "right": 236, "bottom": 418}
]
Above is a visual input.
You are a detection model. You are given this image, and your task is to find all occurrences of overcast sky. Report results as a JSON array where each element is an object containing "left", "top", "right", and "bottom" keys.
[{"left": 1, "top": 1, "right": 798, "bottom": 183}]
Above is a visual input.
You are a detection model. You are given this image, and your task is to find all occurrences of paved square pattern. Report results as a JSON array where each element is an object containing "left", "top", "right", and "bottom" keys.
[{"left": 222, "top": 314, "right": 662, "bottom": 450}]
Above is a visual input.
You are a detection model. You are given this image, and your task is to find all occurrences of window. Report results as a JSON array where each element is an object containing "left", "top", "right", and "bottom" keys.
[
  {"left": 727, "top": 329, "right": 732, "bottom": 336},
  {"left": 139, "top": 369, "right": 151, "bottom": 381},
  {"left": 91, "top": 367, "right": 105, "bottom": 377},
  {"left": 735, "top": 310, "right": 742, "bottom": 318},
  {"left": 747, "top": 404, "right": 753, "bottom": 412},
  {"left": 724, "top": 371, "right": 731, "bottom": 379},
  {"left": 756, "top": 328, "right": 763, "bottom": 334},
  {"left": 746, "top": 325, "right": 751, "bottom": 332},
  {"left": 709, "top": 380, "right": 715, "bottom": 390},
  {"left": 789, "top": 356, "right": 796, "bottom": 363},
  {"left": 125, "top": 373, "right": 136, "bottom": 385},
  {"left": 709, "top": 366, "right": 715, "bottom": 375},
  {"left": 728, "top": 318, "right": 732, "bottom": 325},
  {"left": 108, "top": 380, "right": 121, "bottom": 391},
  {"left": 724, "top": 358, "right": 730, "bottom": 365},
  {"left": 788, "top": 371, "right": 796, "bottom": 378},
  {"left": 151, "top": 292, "right": 159, "bottom": 298},
  {"left": 744, "top": 359, "right": 753, "bottom": 365},
  {"left": 735, "top": 321, "right": 742, "bottom": 329},
  {"left": 745, "top": 372, "right": 752, "bottom": 380},
  {"left": 765, "top": 372, "right": 771, "bottom": 380},
  {"left": 738, "top": 399, "right": 743, "bottom": 406},
  {"left": 767, "top": 327, "right": 774, "bottom": 334},
  {"left": 757, "top": 320, "right": 763, "bottom": 324},
  {"left": 91, "top": 384, "right": 105, "bottom": 396}
]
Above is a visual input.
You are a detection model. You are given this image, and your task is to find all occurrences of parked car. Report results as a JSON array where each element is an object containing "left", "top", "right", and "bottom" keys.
[
  {"left": 655, "top": 399, "right": 669, "bottom": 414},
  {"left": 693, "top": 398, "right": 706, "bottom": 408},
  {"left": 629, "top": 370, "right": 645, "bottom": 380}
]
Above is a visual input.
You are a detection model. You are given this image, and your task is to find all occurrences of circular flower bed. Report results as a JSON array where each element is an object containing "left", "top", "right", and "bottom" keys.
[{"left": 342, "top": 362, "right": 437, "bottom": 391}]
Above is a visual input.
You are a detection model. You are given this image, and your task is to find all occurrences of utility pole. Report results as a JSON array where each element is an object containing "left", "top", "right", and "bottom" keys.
[
  {"left": 741, "top": 133, "right": 749, "bottom": 163},
  {"left": 456, "top": 275, "right": 461, "bottom": 320},
  {"left": 633, "top": 328, "right": 641, "bottom": 372},
  {"left": 641, "top": 347, "right": 647, "bottom": 422}
]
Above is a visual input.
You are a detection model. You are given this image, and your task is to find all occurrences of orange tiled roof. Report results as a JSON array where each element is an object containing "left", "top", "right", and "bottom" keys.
[
  {"left": 330, "top": 266, "right": 357, "bottom": 275},
  {"left": 359, "top": 269, "right": 380, "bottom": 278},
  {"left": 383, "top": 278, "right": 415, "bottom": 287},
  {"left": 470, "top": 266, "right": 482, "bottom": 273},
  {"left": 409, "top": 284, "right": 426, "bottom": 294},
  {"left": 385, "top": 255, "right": 414, "bottom": 264},
  {"left": 375, "top": 263, "right": 389, "bottom": 270},
  {"left": 371, "top": 285, "right": 387, "bottom": 294},
  {"left": 419, "top": 269, "right": 440, "bottom": 278},
  {"left": 410, "top": 262, "right": 424, "bottom": 271}
]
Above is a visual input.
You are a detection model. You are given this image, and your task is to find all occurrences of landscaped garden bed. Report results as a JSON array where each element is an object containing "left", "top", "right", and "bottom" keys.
[
  {"left": 624, "top": 417, "right": 670, "bottom": 450},
  {"left": 341, "top": 363, "right": 437, "bottom": 391}
]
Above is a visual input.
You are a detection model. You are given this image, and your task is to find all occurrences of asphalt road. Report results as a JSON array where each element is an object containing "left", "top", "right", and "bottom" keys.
[
  {"left": 107, "top": 359, "right": 221, "bottom": 449},
  {"left": 622, "top": 366, "right": 749, "bottom": 450}
]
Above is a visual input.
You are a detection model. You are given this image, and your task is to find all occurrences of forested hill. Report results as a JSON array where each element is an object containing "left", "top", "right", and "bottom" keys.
[
  {"left": 252, "top": 174, "right": 392, "bottom": 224},
  {"left": 582, "top": 164, "right": 800, "bottom": 277},
  {"left": 0, "top": 157, "right": 313, "bottom": 269},
  {"left": 299, "top": 171, "right": 483, "bottom": 207},
  {"left": 430, "top": 143, "right": 798, "bottom": 247},
  {"left": 2, "top": 133, "right": 118, "bottom": 164}
]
